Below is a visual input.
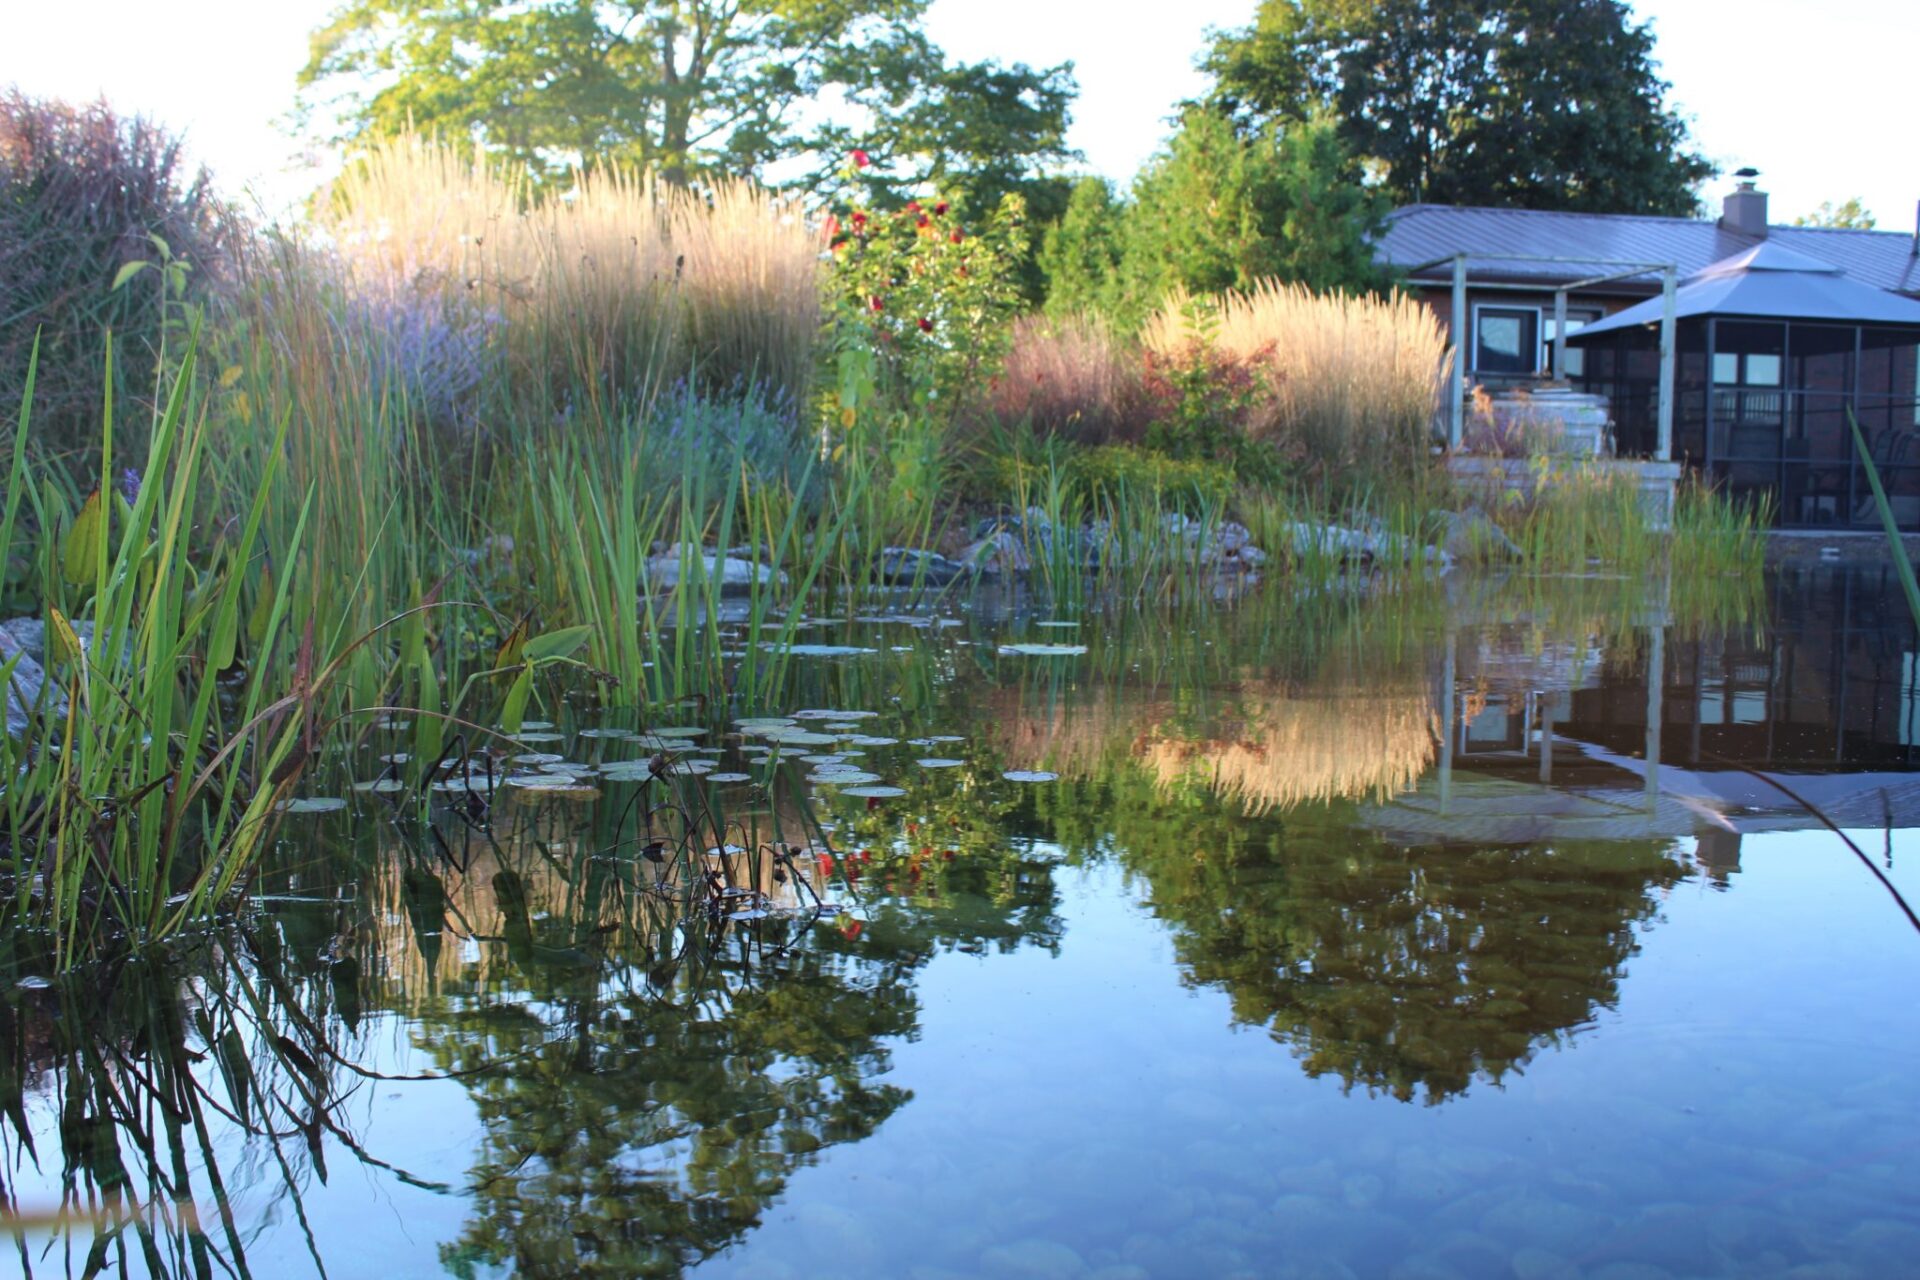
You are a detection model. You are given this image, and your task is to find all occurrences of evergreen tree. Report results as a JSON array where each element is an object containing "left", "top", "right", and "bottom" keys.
[
  {"left": 1038, "top": 177, "right": 1127, "bottom": 319},
  {"left": 1067, "top": 110, "right": 1383, "bottom": 327}
]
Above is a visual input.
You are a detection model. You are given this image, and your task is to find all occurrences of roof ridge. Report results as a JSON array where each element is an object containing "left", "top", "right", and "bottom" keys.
[
  {"left": 1774, "top": 222, "right": 1914, "bottom": 241},
  {"left": 1391, "top": 203, "right": 1715, "bottom": 228}
]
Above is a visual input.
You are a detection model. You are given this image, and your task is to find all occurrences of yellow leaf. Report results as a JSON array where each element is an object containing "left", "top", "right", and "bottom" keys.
[
  {"left": 495, "top": 613, "right": 529, "bottom": 672},
  {"left": 839, "top": 405, "right": 856, "bottom": 429},
  {"left": 48, "top": 607, "right": 83, "bottom": 668},
  {"left": 218, "top": 364, "right": 243, "bottom": 389},
  {"left": 62, "top": 489, "right": 103, "bottom": 586}
]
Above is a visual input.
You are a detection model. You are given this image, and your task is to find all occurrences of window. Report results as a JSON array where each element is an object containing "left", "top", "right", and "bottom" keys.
[
  {"left": 1543, "top": 309, "right": 1601, "bottom": 378},
  {"left": 1473, "top": 306, "right": 1540, "bottom": 376},
  {"left": 1715, "top": 352, "right": 1782, "bottom": 386}
]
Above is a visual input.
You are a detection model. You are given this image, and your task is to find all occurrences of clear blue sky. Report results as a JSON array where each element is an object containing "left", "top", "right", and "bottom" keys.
[{"left": 3, "top": 0, "right": 1914, "bottom": 232}]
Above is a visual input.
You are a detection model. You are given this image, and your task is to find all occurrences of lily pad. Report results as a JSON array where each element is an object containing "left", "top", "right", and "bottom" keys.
[
  {"left": 839, "top": 785, "right": 906, "bottom": 799},
  {"left": 809, "top": 770, "right": 882, "bottom": 786},
  {"left": 352, "top": 779, "right": 408, "bottom": 794},
  {"left": 997, "top": 643, "right": 1088, "bottom": 657},
  {"left": 792, "top": 709, "right": 880, "bottom": 720},
  {"left": 705, "top": 772, "right": 754, "bottom": 783},
  {"left": 278, "top": 797, "right": 348, "bottom": 814},
  {"left": 1002, "top": 770, "right": 1059, "bottom": 783},
  {"left": 915, "top": 758, "right": 964, "bottom": 769},
  {"left": 773, "top": 644, "right": 877, "bottom": 657}
]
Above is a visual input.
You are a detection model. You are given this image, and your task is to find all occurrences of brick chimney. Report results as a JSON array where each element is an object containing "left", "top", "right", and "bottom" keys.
[{"left": 1721, "top": 168, "right": 1769, "bottom": 237}]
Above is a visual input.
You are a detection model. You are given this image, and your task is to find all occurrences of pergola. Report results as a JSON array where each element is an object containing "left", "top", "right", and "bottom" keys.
[
  {"left": 1568, "top": 243, "right": 1920, "bottom": 527},
  {"left": 1408, "top": 252, "right": 1681, "bottom": 457}
]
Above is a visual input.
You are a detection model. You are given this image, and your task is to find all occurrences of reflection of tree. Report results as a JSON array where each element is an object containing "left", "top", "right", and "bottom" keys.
[
  {"left": 432, "top": 922, "right": 915, "bottom": 1280},
  {"left": 378, "top": 808, "right": 1068, "bottom": 1279},
  {"left": 1042, "top": 773, "right": 1689, "bottom": 1104}
]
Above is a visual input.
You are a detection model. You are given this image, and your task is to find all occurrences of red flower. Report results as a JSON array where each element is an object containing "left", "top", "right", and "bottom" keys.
[
  {"left": 823, "top": 213, "right": 841, "bottom": 242},
  {"left": 933, "top": 202, "right": 949, "bottom": 215},
  {"left": 852, "top": 149, "right": 871, "bottom": 168},
  {"left": 840, "top": 919, "right": 864, "bottom": 940},
  {"left": 916, "top": 214, "right": 930, "bottom": 228},
  {"left": 905, "top": 200, "right": 922, "bottom": 213},
  {"left": 917, "top": 317, "right": 933, "bottom": 333},
  {"left": 817, "top": 851, "right": 835, "bottom": 874},
  {"left": 949, "top": 229, "right": 964, "bottom": 244},
  {"left": 869, "top": 295, "right": 885, "bottom": 313},
  {"left": 851, "top": 209, "right": 868, "bottom": 230}
]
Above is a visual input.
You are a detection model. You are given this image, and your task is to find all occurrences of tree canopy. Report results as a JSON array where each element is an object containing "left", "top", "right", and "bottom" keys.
[
  {"left": 1204, "top": 0, "right": 1714, "bottom": 215},
  {"left": 1793, "top": 198, "right": 1877, "bottom": 230},
  {"left": 299, "top": 0, "right": 1075, "bottom": 196}
]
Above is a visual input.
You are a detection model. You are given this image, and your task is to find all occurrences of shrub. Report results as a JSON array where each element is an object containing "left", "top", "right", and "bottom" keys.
[
  {"left": 1143, "top": 282, "right": 1450, "bottom": 485},
  {"left": 986, "top": 312, "right": 1149, "bottom": 445},
  {"left": 1139, "top": 332, "right": 1289, "bottom": 486},
  {"left": 0, "top": 90, "right": 239, "bottom": 464},
  {"left": 823, "top": 183, "right": 1030, "bottom": 415}
]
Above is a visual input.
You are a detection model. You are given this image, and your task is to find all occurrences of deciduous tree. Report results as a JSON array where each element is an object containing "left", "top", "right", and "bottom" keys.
[{"left": 1205, "top": 0, "right": 1713, "bottom": 215}]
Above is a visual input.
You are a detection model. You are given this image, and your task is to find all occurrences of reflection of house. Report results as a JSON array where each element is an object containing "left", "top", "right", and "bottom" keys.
[{"left": 1397, "top": 569, "right": 1920, "bottom": 849}]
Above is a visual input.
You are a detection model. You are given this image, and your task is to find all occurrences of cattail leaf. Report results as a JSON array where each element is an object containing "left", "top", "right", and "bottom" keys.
[
  {"left": 208, "top": 571, "right": 240, "bottom": 672},
  {"left": 110, "top": 260, "right": 149, "bottom": 292},
  {"left": 61, "top": 488, "right": 103, "bottom": 585},
  {"left": 246, "top": 564, "right": 274, "bottom": 645}
]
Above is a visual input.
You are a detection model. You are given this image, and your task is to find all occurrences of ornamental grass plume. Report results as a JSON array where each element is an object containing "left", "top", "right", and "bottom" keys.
[
  {"left": 987, "top": 311, "right": 1150, "bottom": 445},
  {"left": 1143, "top": 282, "right": 1451, "bottom": 482}
]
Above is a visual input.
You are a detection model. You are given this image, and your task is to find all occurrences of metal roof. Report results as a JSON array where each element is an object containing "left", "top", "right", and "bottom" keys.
[
  {"left": 1376, "top": 204, "right": 1920, "bottom": 296},
  {"left": 1569, "top": 242, "right": 1920, "bottom": 339}
]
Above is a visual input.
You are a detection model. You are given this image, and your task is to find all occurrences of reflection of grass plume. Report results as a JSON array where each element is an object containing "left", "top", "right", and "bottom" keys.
[{"left": 1141, "top": 682, "right": 1439, "bottom": 814}]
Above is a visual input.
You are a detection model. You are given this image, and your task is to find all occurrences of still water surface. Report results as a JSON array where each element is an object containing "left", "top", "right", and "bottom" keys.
[{"left": 5, "top": 567, "right": 1919, "bottom": 1279}]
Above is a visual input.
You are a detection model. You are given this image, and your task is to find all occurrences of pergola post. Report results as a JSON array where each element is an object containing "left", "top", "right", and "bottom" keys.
[
  {"left": 1656, "top": 268, "right": 1677, "bottom": 460},
  {"left": 1552, "top": 289, "right": 1569, "bottom": 382},
  {"left": 1449, "top": 255, "right": 1467, "bottom": 449}
]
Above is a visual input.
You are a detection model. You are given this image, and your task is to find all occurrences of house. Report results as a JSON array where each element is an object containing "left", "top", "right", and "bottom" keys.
[
  {"left": 1376, "top": 175, "right": 1920, "bottom": 387},
  {"left": 1375, "top": 176, "right": 1920, "bottom": 528}
]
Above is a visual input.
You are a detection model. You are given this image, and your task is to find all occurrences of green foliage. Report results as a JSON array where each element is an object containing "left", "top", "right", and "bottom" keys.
[
  {"left": 1206, "top": 0, "right": 1714, "bottom": 214},
  {"left": 1794, "top": 198, "right": 1877, "bottom": 230},
  {"left": 301, "top": 0, "right": 1075, "bottom": 199}
]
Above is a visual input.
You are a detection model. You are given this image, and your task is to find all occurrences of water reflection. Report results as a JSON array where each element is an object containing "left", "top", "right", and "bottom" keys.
[{"left": 8, "top": 566, "right": 1920, "bottom": 1276}]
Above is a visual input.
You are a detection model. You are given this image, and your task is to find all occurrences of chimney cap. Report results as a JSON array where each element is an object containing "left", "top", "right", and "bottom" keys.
[{"left": 1734, "top": 166, "right": 1761, "bottom": 180}]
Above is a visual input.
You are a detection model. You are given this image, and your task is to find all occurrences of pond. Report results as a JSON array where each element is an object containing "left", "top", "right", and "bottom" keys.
[{"left": 5, "top": 565, "right": 1919, "bottom": 1280}]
